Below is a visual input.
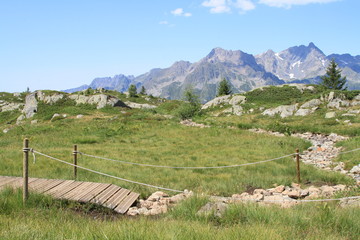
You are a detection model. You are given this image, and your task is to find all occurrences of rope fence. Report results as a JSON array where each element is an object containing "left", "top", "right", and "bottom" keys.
[
  {"left": 31, "top": 149, "right": 183, "bottom": 193},
  {"left": 21, "top": 138, "right": 360, "bottom": 205},
  {"left": 78, "top": 152, "right": 296, "bottom": 169}
]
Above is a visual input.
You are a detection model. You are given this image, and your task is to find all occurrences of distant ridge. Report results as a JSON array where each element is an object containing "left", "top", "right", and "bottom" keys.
[{"left": 64, "top": 43, "right": 360, "bottom": 101}]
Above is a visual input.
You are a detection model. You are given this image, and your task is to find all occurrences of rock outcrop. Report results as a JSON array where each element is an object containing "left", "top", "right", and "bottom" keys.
[
  {"left": 69, "top": 94, "right": 128, "bottom": 109},
  {"left": 201, "top": 95, "right": 246, "bottom": 116},
  {"left": 124, "top": 102, "right": 157, "bottom": 109},
  {"left": 262, "top": 104, "right": 298, "bottom": 118},
  {"left": 22, "top": 93, "right": 38, "bottom": 118},
  {"left": 37, "top": 91, "right": 64, "bottom": 104},
  {"left": 0, "top": 102, "right": 23, "bottom": 112}
]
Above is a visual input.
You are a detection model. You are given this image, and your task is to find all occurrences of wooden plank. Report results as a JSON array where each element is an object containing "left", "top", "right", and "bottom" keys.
[
  {"left": 31, "top": 179, "right": 65, "bottom": 193},
  {"left": 0, "top": 176, "right": 139, "bottom": 214},
  {"left": 103, "top": 188, "right": 130, "bottom": 209},
  {"left": 44, "top": 180, "right": 75, "bottom": 196},
  {"left": 28, "top": 179, "right": 50, "bottom": 190},
  {"left": 52, "top": 181, "right": 83, "bottom": 199},
  {"left": 90, "top": 184, "right": 121, "bottom": 205},
  {"left": 10, "top": 178, "right": 22, "bottom": 188},
  {"left": 71, "top": 182, "right": 105, "bottom": 202},
  {"left": 78, "top": 183, "right": 111, "bottom": 202},
  {"left": 63, "top": 182, "right": 95, "bottom": 201},
  {"left": 114, "top": 192, "right": 140, "bottom": 214},
  {"left": 0, "top": 177, "right": 22, "bottom": 187}
]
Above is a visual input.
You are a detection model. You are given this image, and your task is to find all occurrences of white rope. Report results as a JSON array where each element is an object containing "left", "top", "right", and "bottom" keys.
[
  {"left": 23, "top": 148, "right": 36, "bottom": 164},
  {"left": 32, "top": 150, "right": 183, "bottom": 193},
  {"left": 337, "top": 147, "right": 360, "bottom": 155},
  {"left": 78, "top": 152, "right": 296, "bottom": 169}
]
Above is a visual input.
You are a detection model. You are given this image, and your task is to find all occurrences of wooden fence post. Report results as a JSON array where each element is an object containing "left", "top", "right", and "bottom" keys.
[
  {"left": 296, "top": 148, "right": 301, "bottom": 184},
  {"left": 73, "top": 145, "right": 78, "bottom": 180},
  {"left": 23, "top": 138, "right": 29, "bottom": 204}
]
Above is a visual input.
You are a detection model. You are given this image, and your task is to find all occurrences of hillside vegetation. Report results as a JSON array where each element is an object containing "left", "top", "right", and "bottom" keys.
[{"left": 0, "top": 85, "right": 359, "bottom": 239}]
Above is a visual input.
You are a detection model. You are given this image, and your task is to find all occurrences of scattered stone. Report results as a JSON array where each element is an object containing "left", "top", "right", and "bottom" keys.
[
  {"left": 125, "top": 102, "right": 157, "bottom": 109},
  {"left": 350, "top": 165, "right": 360, "bottom": 174},
  {"left": 126, "top": 190, "right": 193, "bottom": 216},
  {"left": 180, "top": 119, "right": 210, "bottom": 128},
  {"left": 16, "top": 114, "right": 26, "bottom": 125},
  {"left": 76, "top": 114, "right": 84, "bottom": 119},
  {"left": 325, "top": 112, "right": 336, "bottom": 118},
  {"left": 348, "top": 110, "right": 360, "bottom": 114},
  {"left": 3, "top": 128, "right": 10, "bottom": 133},
  {"left": 13, "top": 92, "right": 21, "bottom": 97},
  {"left": 197, "top": 202, "right": 228, "bottom": 217},
  {"left": 342, "top": 113, "right": 356, "bottom": 117},
  {"left": 30, "top": 120, "right": 38, "bottom": 125}
]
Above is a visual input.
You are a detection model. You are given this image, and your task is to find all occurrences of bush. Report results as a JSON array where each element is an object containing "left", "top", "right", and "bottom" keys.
[
  {"left": 177, "top": 87, "right": 201, "bottom": 120},
  {"left": 177, "top": 103, "right": 201, "bottom": 120}
]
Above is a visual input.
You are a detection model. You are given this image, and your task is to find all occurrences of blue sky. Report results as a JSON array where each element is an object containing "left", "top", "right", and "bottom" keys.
[{"left": 1, "top": 0, "right": 359, "bottom": 92}]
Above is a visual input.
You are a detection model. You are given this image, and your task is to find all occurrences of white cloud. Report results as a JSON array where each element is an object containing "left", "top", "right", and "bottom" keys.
[
  {"left": 159, "top": 21, "right": 168, "bottom": 25},
  {"left": 234, "top": 0, "right": 256, "bottom": 12},
  {"left": 258, "top": 0, "right": 339, "bottom": 8},
  {"left": 202, "top": 0, "right": 255, "bottom": 13},
  {"left": 202, "top": 0, "right": 231, "bottom": 13},
  {"left": 171, "top": 8, "right": 192, "bottom": 17}
]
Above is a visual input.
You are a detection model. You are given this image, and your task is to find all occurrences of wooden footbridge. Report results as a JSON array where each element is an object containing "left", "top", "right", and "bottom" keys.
[{"left": 0, "top": 176, "right": 139, "bottom": 214}]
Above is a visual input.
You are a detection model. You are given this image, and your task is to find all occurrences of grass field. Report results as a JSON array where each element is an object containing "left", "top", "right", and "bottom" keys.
[
  {"left": 0, "top": 106, "right": 354, "bottom": 197},
  {"left": 1, "top": 90, "right": 360, "bottom": 239},
  {"left": 1, "top": 188, "right": 360, "bottom": 240}
]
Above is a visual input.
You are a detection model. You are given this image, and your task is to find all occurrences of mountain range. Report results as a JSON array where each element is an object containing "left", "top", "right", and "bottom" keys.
[{"left": 64, "top": 43, "right": 360, "bottom": 102}]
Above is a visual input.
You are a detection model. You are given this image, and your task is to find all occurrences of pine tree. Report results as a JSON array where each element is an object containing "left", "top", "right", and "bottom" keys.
[
  {"left": 140, "top": 86, "right": 146, "bottom": 95},
  {"left": 217, "top": 78, "right": 232, "bottom": 96},
  {"left": 321, "top": 59, "right": 347, "bottom": 90},
  {"left": 128, "top": 84, "right": 137, "bottom": 97}
]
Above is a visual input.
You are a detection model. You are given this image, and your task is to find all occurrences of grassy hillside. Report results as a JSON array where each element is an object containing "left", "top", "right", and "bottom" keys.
[{"left": 1, "top": 87, "right": 359, "bottom": 239}]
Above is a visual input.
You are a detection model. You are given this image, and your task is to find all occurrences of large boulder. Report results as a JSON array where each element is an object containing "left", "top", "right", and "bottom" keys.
[
  {"left": 201, "top": 95, "right": 231, "bottom": 110},
  {"left": 300, "top": 99, "right": 321, "bottom": 109},
  {"left": 262, "top": 104, "right": 298, "bottom": 118},
  {"left": 125, "top": 102, "right": 157, "bottom": 109},
  {"left": 294, "top": 108, "right": 313, "bottom": 117},
  {"left": 22, "top": 93, "right": 38, "bottom": 118},
  {"left": 325, "top": 112, "right": 336, "bottom": 119},
  {"left": 69, "top": 94, "right": 128, "bottom": 109}
]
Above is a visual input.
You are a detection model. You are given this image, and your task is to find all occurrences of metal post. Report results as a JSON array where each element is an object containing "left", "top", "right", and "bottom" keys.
[
  {"left": 73, "top": 145, "right": 78, "bottom": 180},
  {"left": 23, "top": 138, "right": 29, "bottom": 204},
  {"left": 296, "top": 148, "right": 301, "bottom": 184}
]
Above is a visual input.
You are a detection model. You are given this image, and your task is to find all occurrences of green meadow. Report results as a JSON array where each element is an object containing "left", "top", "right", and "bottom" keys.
[{"left": 1, "top": 88, "right": 359, "bottom": 239}]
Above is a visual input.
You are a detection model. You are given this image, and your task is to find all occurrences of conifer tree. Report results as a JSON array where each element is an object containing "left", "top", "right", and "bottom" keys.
[
  {"left": 217, "top": 78, "right": 232, "bottom": 96},
  {"left": 321, "top": 59, "right": 347, "bottom": 90},
  {"left": 128, "top": 84, "right": 137, "bottom": 97},
  {"left": 140, "top": 86, "right": 146, "bottom": 95}
]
